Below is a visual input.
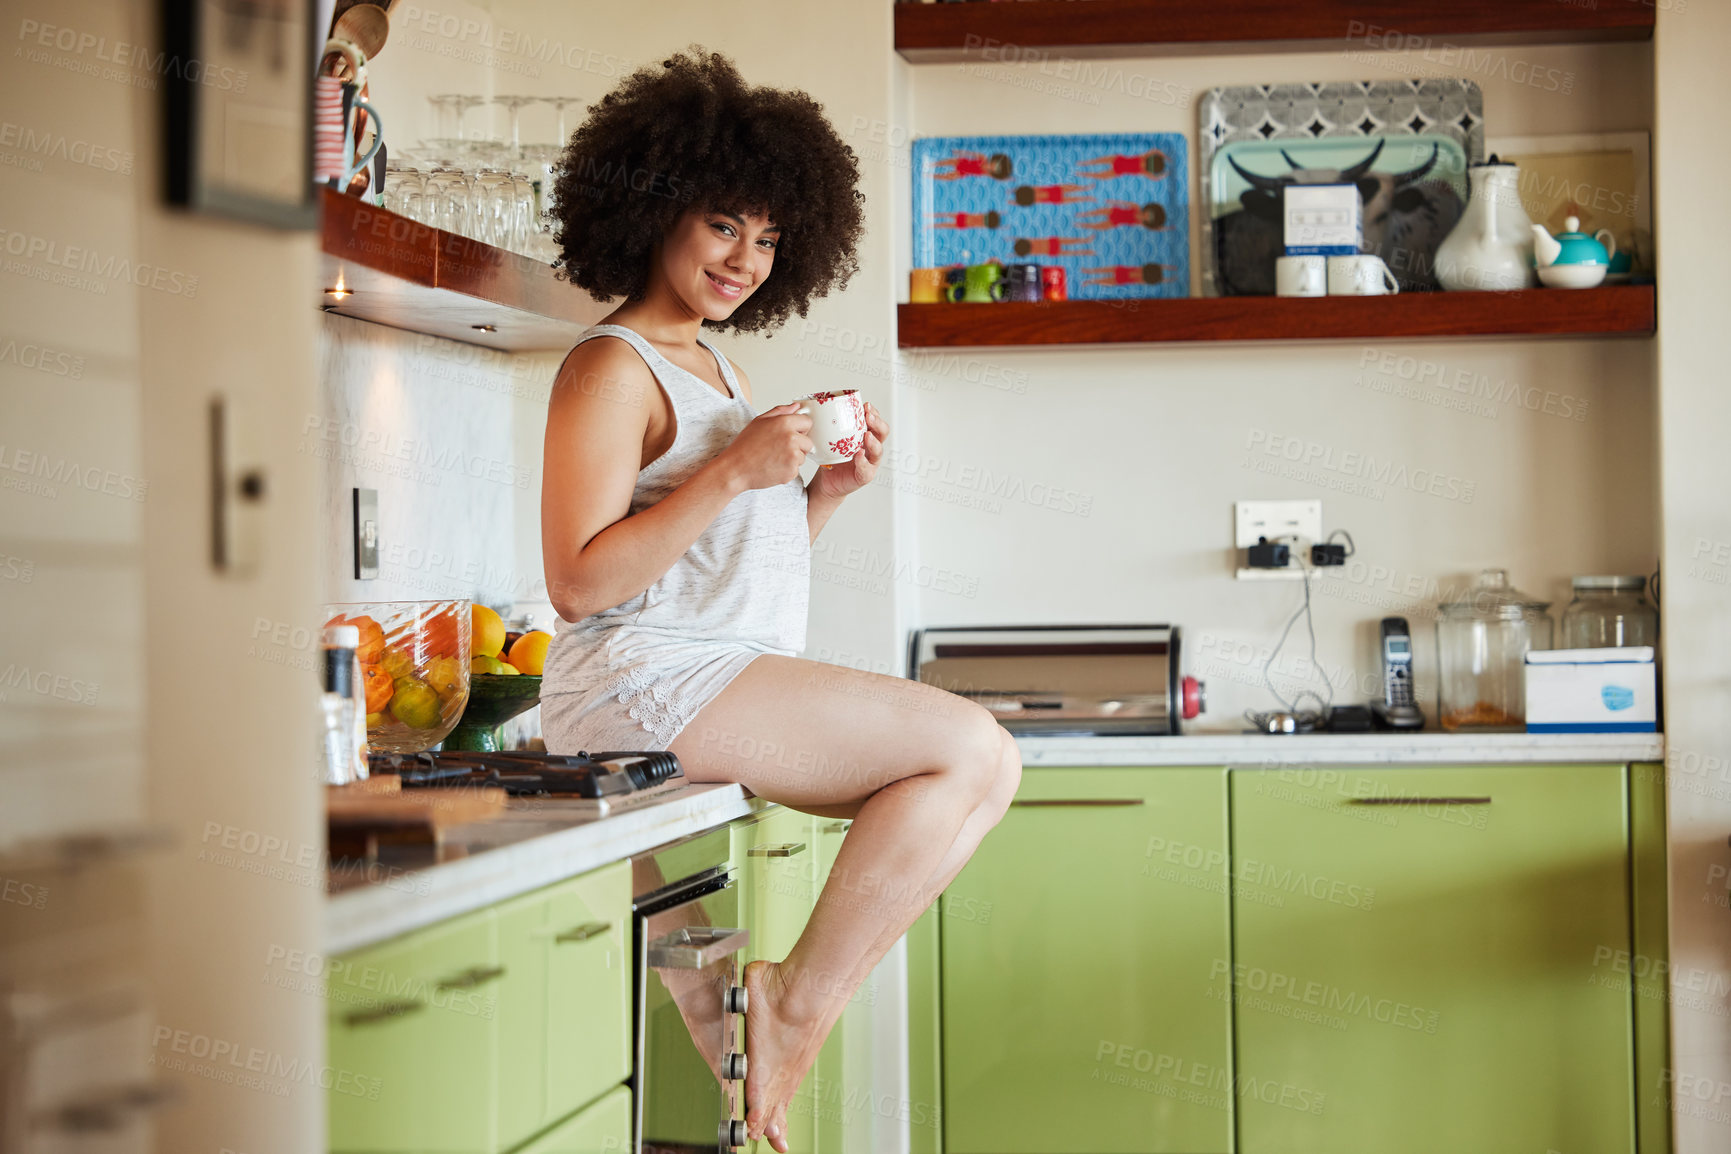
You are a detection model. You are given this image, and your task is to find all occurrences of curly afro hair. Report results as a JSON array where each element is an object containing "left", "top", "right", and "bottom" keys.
[{"left": 551, "top": 48, "right": 865, "bottom": 334}]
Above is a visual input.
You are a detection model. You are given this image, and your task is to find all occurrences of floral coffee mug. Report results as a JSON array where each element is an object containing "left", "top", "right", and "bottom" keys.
[{"left": 796, "top": 389, "right": 867, "bottom": 466}]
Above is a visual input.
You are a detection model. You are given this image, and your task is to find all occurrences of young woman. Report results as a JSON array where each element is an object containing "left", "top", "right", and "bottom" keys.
[{"left": 541, "top": 50, "right": 1021, "bottom": 1150}]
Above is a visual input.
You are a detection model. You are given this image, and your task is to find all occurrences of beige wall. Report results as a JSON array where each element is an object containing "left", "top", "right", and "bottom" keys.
[
  {"left": 1654, "top": 5, "right": 1731, "bottom": 1151},
  {"left": 900, "top": 43, "right": 1658, "bottom": 728}
]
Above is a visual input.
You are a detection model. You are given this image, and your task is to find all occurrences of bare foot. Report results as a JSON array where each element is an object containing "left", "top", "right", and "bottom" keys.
[{"left": 742, "top": 959, "right": 830, "bottom": 1151}]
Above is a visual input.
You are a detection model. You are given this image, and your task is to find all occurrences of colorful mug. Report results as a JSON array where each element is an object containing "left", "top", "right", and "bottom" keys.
[
  {"left": 910, "top": 268, "right": 945, "bottom": 303},
  {"left": 947, "top": 262, "right": 1005, "bottom": 303},
  {"left": 1004, "top": 263, "right": 1042, "bottom": 302},
  {"left": 1041, "top": 266, "right": 1068, "bottom": 301}
]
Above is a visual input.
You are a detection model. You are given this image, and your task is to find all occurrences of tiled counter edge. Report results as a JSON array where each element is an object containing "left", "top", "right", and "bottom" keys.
[{"left": 324, "top": 783, "right": 756, "bottom": 955}]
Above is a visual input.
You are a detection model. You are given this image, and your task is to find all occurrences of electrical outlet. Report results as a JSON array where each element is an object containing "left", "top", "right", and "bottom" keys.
[{"left": 1235, "top": 500, "right": 1322, "bottom": 550}]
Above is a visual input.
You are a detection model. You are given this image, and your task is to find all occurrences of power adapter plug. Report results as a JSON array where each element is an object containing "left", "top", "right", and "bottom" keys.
[
  {"left": 1248, "top": 537, "right": 1290, "bottom": 569},
  {"left": 1311, "top": 543, "right": 1348, "bottom": 567}
]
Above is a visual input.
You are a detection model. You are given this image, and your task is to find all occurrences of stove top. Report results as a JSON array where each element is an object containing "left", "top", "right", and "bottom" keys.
[{"left": 369, "top": 749, "right": 683, "bottom": 799}]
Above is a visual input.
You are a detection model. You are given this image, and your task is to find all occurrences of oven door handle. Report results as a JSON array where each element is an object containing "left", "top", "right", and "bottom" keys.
[{"left": 646, "top": 926, "right": 750, "bottom": 970}]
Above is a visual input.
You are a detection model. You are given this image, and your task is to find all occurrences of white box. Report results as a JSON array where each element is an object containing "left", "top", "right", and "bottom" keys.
[
  {"left": 1283, "top": 184, "right": 1362, "bottom": 255},
  {"left": 1524, "top": 648, "right": 1657, "bottom": 733}
]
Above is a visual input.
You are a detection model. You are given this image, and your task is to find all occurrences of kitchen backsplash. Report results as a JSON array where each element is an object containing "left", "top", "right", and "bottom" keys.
[{"left": 317, "top": 315, "right": 561, "bottom": 619}]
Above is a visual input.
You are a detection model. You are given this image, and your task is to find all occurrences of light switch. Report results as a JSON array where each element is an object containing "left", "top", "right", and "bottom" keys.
[
  {"left": 209, "top": 396, "right": 263, "bottom": 577},
  {"left": 353, "top": 488, "right": 378, "bottom": 579}
]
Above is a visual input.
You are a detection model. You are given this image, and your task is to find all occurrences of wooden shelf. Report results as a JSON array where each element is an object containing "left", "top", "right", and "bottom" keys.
[
  {"left": 896, "top": 287, "right": 1655, "bottom": 348},
  {"left": 317, "top": 188, "right": 602, "bottom": 352},
  {"left": 894, "top": 0, "right": 1655, "bottom": 61}
]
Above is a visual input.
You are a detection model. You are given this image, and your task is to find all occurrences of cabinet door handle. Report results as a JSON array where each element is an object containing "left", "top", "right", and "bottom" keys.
[
  {"left": 822, "top": 821, "right": 852, "bottom": 833},
  {"left": 555, "top": 920, "right": 612, "bottom": 945},
  {"left": 749, "top": 842, "right": 807, "bottom": 858},
  {"left": 1347, "top": 796, "right": 1492, "bottom": 806},
  {"left": 344, "top": 999, "right": 425, "bottom": 1027},
  {"left": 435, "top": 964, "right": 507, "bottom": 990},
  {"left": 1011, "top": 798, "right": 1147, "bottom": 808}
]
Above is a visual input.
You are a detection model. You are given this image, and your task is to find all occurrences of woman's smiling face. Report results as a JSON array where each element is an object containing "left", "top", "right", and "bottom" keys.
[{"left": 658, "top": 206, "right": 779, "bottom": 321}]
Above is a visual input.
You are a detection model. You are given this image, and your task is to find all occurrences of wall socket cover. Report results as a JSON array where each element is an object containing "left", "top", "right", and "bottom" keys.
[{"left": 1235, "top": 499, "right": 1322, "bottom": 550}]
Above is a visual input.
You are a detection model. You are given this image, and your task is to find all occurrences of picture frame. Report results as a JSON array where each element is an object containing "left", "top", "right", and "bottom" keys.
[{"left": 162, "top": 0, "right": 320, "bottom": 229}]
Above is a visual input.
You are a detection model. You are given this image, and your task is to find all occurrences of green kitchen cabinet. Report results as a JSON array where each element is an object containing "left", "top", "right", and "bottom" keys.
[
  {"left": 510, "top": 1085, "right": 632, "bottom": 1154},
  {"left": 543, "top": 861, "right": 632, "bottom": 1124},
  {"left": 495, "top": 860, "right": 633, "bottom": 1148},
  {"left": 810, "top": 818, "right": 859, "bottom": 1150},
  {"left": 1229, "top": 764, "right": 1634, "bottom": 1154},
  {"left": 734, "top": 807, "right": 822, "bottom": 1154},
  {"left": 329, "top": 908, "right": 502, "bottom": 1153},
  {"left": 330, "top": 861, "right": 631, "bottom": 1154},
  {"left": 941, "top": 767, "right": 1234, "bottom": 1154}
]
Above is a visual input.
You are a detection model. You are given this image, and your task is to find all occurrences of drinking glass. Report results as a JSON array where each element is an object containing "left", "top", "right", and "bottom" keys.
[{"left": 472, "top": 168, "right": 514, "bottom": 247}]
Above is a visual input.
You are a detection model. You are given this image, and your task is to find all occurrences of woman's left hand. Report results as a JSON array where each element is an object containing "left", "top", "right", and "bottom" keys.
[{"left": 808, "top": 401, "right": 887, "bottom": 503}]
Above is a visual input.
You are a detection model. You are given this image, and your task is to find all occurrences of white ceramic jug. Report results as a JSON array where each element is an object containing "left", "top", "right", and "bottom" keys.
[{"left": 1433, "top": 160, "right": 1536, "bottom": 292}]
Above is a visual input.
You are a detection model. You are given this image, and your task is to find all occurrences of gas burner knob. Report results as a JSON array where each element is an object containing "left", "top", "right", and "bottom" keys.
[
  {"left": 720, "top": 1119, "right": 749, "bottom": 1148},
  {"left": 722, "top": 1051, "right": 748, "bottom": 1081},
  {"left": 725, "top": 985, "right": 748, "bottom": 1014}
]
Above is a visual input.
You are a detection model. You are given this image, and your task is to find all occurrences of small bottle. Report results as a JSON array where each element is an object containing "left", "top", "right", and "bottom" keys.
[{"left": 320, "top": 625, "right": 360, "bottom": 786}]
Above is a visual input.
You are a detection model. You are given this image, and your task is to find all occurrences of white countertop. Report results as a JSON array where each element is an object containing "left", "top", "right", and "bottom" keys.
[
  {"left": 325, "top": 730, "right": 1660, "bottom": 953},
  {"left": 1015, "top": 731, "right": 1664, "bottom": 766}
]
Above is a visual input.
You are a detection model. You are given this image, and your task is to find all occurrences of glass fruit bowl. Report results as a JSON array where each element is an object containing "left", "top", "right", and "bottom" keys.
[{"left": 325, "top": 599, "right": 471, "bottom": 753}]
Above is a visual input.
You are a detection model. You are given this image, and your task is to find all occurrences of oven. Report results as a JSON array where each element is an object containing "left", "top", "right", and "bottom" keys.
[{"left": 632, "top": 827, "right": 749, "bottom": 1153}]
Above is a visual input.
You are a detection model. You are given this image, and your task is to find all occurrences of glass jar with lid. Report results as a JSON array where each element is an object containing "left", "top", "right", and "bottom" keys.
[
  {"left": 1560, "top": 575, "right": 1657, "bottom": 649},
  {"left": 1436, "top": 568, "right": 1554, "bottom": 731}
]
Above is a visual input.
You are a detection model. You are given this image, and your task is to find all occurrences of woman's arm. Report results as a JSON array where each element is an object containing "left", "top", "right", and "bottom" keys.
[{"left": 540, "top": 340, "right": 812, "bottom": 621}]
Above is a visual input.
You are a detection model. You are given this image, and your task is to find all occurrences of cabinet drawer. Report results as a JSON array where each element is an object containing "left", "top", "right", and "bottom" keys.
[
  {"left": 544, "top": 861, "right": 631, "bottom": 1125},
  {"left": 514, "top": 1084, "right": 632, "bottom": 1154},
  {"left": 1230, "top": 764, "right": 1633, "bottom": 1154},
  {"left": 329, "top": 911, "right": 501, "bottom": 1153},
  {"left": 944, "top": 767, "right": 1233, "bottom": 1154}
]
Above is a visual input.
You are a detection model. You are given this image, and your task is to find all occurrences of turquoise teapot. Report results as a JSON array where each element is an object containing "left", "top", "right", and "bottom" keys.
[{"left": 1531, "top": 215, "right": 1617, "bottom": 289}]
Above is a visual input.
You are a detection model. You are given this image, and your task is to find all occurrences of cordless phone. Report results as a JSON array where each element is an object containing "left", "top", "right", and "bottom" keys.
[{"left": 1372, "top": 616, "right": 1425, "bottom": 730}]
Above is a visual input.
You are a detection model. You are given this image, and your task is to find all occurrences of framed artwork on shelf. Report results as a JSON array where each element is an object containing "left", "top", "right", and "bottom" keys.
[
  {"left": 911, "top": 132, "right": 1189, "bottom": 301},
  {"left": 1198, "top": 80, "right": 1485, "bottom": 296}
]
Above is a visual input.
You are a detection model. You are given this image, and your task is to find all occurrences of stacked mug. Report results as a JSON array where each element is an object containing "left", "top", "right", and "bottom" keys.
[{"left": 910, "top": 262, "right": 1067, "bottom": 303}]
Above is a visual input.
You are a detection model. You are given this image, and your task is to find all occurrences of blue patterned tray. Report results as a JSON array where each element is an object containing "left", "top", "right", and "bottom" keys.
[{"left": 911, "top": 132, "right": 1189, "bottom": 300}]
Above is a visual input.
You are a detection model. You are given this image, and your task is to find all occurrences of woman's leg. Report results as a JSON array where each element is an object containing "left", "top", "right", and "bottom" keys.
[{"left": 669, "top": 655, "right": 1021, "bottom": 1148}]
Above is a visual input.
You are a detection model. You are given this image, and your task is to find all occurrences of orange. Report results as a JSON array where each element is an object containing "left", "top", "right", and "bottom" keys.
[
  {"left": 507, "top": 631, "right": 550, "bottom": 676},
  {"left": 324, "top": 613, "right": 384, "bottom": 664},
  {"left": 361, "top": 664, "right": 394, "bottom": 713},
  {"left": 471, "top": 604, "right": 506, "bottom": 658},
  {"left": 422, "top": 604, "right": 463, "bottom": 659}
]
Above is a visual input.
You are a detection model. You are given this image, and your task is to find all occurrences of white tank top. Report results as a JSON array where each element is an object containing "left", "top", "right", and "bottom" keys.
[{"left": 553, "top": 323, "right": 810, "bottom": 654}]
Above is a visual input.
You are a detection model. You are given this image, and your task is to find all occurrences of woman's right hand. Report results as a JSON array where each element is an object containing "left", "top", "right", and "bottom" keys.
[{"left": 716, "top": 403, "right": 813, "bottom": 490}]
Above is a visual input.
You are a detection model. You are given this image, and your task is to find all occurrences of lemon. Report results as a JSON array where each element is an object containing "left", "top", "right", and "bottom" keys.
[
  {"left": 508, "top": 631, "right": 551, "bottom": 676},
  {"left": 471, "top": 604, "right": 506, "bottom": 658},
  {"left": 470, "top": 654, "right": 506, "bottom": 676},
  {"left": 379, "top": 647, "right": 414, "bottom": 681},
  {"left": 390, "top": 678, "right": 442, "bottom": 730},
  {"left": 497, "top": 661, "right": 520, "bottom": 675},
  {"left": 425, "top": 655, "right": 464, "bottom": 698}
]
